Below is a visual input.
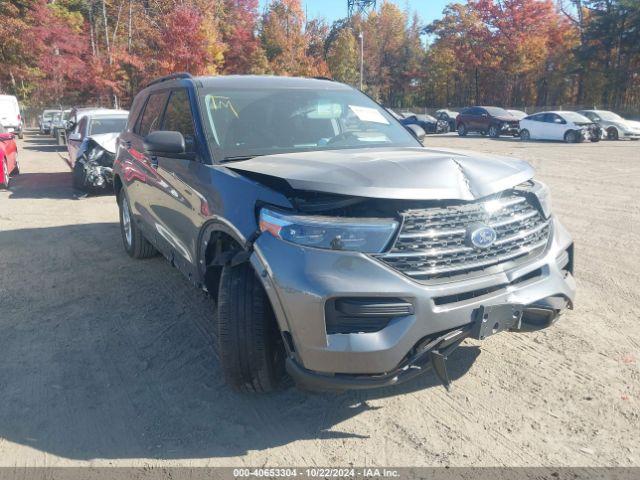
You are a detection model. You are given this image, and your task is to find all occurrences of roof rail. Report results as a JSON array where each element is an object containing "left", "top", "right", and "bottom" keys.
[
  {"left": 147, "top": 72, "right": 193, "bottom": 87},
  {"left": 312, "top": 76, "right": 334, "bottom": 82}
]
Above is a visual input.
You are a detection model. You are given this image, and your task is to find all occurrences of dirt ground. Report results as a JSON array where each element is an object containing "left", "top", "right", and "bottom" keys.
[{"left": 0, "top": 131, "right": 638, "bottom": 467}]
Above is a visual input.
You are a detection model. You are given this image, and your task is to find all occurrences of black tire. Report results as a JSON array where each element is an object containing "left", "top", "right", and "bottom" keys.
[
  {"left": 17, "top": 131, "right": 23, "bottom": 140},
  {"left": 590, "top": 134, "right": 600, "bottom": 143},
  {"left": 607, "top": 127, "right": 619, "bottom": 141},
  {"left": 488, "top": 125, "right": 500, "bottom": 138},
  {"left": 520, "top": 129, "right": 530, "bottom": 141},
  {"left": 1, "top": 157, "right": 9, "bottom": 189},
  {"left": 118, "top": 188, "right": 157, "bottom": 259},
  {"left": 217, "top": 262, "right": 286, "bottom": 393},
  {"left": 564, "top": 130, "right": 577, "bottom": 143},
  {"left": 457, "top": 123, "right": 467, "bottom": 136},
  {"left": 72, "top": 160, "right": 86, "bottom": 191}
]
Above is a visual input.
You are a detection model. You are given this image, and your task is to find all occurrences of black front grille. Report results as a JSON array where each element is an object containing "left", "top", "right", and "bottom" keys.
[{"left": 378, "top": 193, "right": 551, "bottom": 281}]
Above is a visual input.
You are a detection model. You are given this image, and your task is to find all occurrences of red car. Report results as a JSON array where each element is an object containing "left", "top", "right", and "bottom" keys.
[{"left": 0, "top": 123, "right": 19, "bottom": 189}]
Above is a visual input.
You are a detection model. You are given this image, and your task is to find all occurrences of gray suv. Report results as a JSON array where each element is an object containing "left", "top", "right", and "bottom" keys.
[{"left": 113, "top": 74, "right": 576, "bottom": 392}]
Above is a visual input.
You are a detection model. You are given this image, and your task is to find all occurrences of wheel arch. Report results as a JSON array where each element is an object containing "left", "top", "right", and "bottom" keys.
[
  {"left": 113, "top": 174, "right": 123, "bottom": 202},
  {"left": 197, "top": 219, "right": 253, "bottom": 299}
]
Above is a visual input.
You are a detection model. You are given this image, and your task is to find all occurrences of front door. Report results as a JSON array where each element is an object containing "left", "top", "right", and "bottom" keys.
[{"left": 152, "top": 88, "right": 202, "bottom": 275}]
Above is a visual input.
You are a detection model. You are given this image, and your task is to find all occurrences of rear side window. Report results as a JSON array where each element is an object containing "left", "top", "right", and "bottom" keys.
[{"left": 137, "top": 92, "right": 168, "bottom": 136}]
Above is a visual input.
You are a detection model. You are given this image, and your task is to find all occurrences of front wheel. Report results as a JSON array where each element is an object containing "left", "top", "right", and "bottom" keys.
[
  {"left": 607, "top": 127, "right": 619, "bottom": 141},
  {"left": 457, "top": 123, "right": 467, "bottom": 136},
  {"left": 118, "top": 188, "right": 157, "bottom": 259},
  {"left": 217, "top": 262, "right": 286, "bottom": 393},
  {"left": 520, "top": 129, "right": 531, "bottom": 141},
  {"left": 564, "top": 130, "right": 578, "bottom": 143},
  {"left": 488, "top": 125, "right": 500, "bottom": 138}
]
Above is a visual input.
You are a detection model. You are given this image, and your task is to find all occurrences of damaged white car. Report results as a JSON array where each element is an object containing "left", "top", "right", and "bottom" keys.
[{"left": 72, "top": 132, "right": 119, "bottom": 192}]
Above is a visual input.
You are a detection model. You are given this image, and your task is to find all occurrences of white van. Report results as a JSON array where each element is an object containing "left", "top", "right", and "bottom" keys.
[{"left": 0, "top": 95, "right": 23, "bottom": 139}]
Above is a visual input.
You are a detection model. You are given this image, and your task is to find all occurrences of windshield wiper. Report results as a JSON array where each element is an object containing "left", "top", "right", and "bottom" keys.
[{"left": 220, "top": 154, "right": 262, "bottom": 163}]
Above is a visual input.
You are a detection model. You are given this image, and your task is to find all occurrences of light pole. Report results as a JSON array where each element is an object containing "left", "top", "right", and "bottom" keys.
[{"left": 359, "top": 31, "right": 364, "bottom": 91}]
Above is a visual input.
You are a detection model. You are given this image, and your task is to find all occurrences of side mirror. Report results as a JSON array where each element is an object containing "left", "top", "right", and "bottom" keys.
[
  {"left": 68, "top": 132, "right": 82, "bottom": 141},
  {"left": 144, "top": 131, "right": 185, "bottom": 156},
  {"left": 405, "top": 124, "right": 426, "bottom": 142}
]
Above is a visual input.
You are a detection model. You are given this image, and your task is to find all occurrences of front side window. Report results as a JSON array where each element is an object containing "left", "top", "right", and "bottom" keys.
[
  {"left": 198, "top": 87, "right": 418, "bottom": 161},
  {"left": 163, "top": 89, "right": 196, "bottom": 153},
  {"left": 163, "top": 90, "right": 195, "bottom": 137},
  {"left": 137, "top": 92, "right": 168, "bottom": 136}
]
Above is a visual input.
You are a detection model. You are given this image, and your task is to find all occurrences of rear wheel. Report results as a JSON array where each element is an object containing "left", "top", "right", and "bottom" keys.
[
  {"left": 1, "top": 158, "right": 9, "bottom": 189},
  {"left": 457, "top": 123, "right": 467, "bottom": 136},
  {"left": 520, "top": 129, "right": 530, "bottom": 141},
  {"left": 217, "top": 262, "right": 286, "bottom": 393},
  {"left": 118, "top": 188, "right": 157, "bottom": 259},
  {"left": 607, "top": 127, "right": 619, "bottom": 141}
]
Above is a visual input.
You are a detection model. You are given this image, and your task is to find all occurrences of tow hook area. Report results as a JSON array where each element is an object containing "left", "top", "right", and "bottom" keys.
[{"left": 286, "top": 296, "right": 571, "bottom": 392}]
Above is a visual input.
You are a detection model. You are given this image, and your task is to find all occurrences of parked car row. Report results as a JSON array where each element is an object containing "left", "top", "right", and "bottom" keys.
[
  {"left": 0, "top": 95, "right": 23, "bottom": 139},
  {"left": 453, "top": 105, "right": 639, "bottom": 143},
  {"left": 0, "top": 123, "right": 19, "bottom": 189}
]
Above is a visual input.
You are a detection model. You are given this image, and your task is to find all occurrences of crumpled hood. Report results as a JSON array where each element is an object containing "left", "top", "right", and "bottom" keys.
[
  {"left": 228, "top": 147, "right": 534, "bottom": 200},
  {"left": 494, "top": 115, "right": 519, "bottom": 122},
  {"left": 87, "top": 132, "right": 119, "bottom": 153}
]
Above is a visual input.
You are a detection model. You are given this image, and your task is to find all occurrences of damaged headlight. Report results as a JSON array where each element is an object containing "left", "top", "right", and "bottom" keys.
[
  {"left": 526, "top": 181, "right": 552, "bottom": 218},
  {"left": 259, "top": 208, "right": 399, "bottom": 253},
  {"left": 516, "top": 181, "right": 552, "bottom": 218}
]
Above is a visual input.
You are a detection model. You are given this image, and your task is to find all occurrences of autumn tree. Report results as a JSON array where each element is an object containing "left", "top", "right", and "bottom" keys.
[
  {"left": 260, "top": 0, "right": 328, "bottom": 76},
  {"left": 326, "top": 28, "right": 359, "bottom": 86},
  {"left": 220, "top": 0, "right": 269, "bottom": 74}
]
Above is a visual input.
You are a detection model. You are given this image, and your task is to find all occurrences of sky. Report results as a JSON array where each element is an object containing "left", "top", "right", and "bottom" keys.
[{"left": 257, "top": 0, "right": 455, "bottom": 26}]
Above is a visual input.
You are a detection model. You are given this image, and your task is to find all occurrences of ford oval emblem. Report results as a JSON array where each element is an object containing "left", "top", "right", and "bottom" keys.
[{"left": 467, "top": 223, "right": 497, "bottom": 249}]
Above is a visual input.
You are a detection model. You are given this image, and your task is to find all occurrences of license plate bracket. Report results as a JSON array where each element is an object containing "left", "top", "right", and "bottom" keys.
[{"left": 472, "top": 304, "right": 524, "bottom": 340}]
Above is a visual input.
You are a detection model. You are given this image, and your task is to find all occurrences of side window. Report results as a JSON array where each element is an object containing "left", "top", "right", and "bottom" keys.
[
  {"left": 137, "top": 92, "right": 168, "bottom": 137},
  {"left": 162, "top": 89, "right": 195, "bottom": 138},
  {"left": 77, "top": 117, "right": 88, "bottom": 136}
]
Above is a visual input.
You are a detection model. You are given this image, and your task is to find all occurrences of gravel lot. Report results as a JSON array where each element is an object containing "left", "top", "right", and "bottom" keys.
[{"left": 0, "top": 132, "right": 638, "bottom": 467}]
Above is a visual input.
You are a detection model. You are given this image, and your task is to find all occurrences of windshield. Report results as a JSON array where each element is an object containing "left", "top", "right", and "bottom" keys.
[
  {"left": 89, "top": 116, "right": 128, "bottom": 135},
  {"left": 198, "top": 87, "right": 418, "bottom": 160},
  {"left": 561, "top": 112, "right": 591, "bottom": 123},
  {"left": 484, "top": 107, "right": 512, "bottom": 117},
  {"left": 594, "top": 111, "right": 623, "bottom": 122}
]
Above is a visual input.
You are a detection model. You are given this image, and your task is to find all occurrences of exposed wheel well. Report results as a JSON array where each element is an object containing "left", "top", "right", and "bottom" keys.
[
  {"left": 113, "top": 175, "right": 123, "bottom": 202},
  {"left": 203, "top": 230, "right": 245, "bottom": 301}
]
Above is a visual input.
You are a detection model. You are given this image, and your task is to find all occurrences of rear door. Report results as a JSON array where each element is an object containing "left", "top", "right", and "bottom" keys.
[{"left": 524, "top": 114, "right": 543, "bottom": 138}]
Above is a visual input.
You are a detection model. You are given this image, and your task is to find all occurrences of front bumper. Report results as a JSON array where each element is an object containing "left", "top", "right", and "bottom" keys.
[{"left": 251, "top": 217, "right": 575, "bottom": 388}]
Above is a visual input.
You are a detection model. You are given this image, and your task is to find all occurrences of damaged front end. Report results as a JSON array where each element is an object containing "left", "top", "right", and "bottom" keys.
[{"left": 74, "top": 134, "right": 118, "bottom": 192}]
